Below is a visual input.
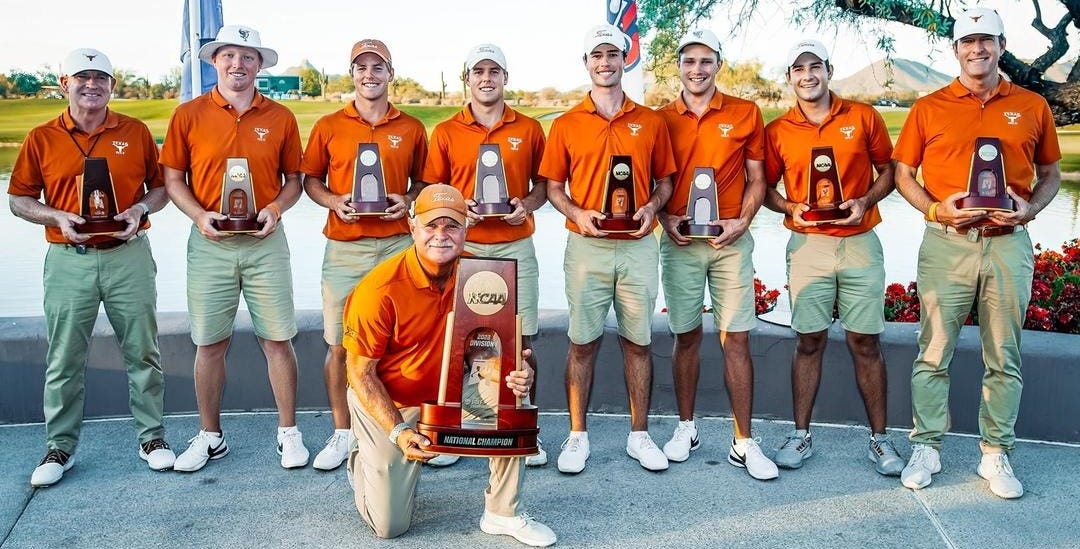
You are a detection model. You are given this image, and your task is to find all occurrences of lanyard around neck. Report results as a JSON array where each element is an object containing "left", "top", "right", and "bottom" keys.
[{"left": 61, "top": 113, "right": 106, "bottom": 158}]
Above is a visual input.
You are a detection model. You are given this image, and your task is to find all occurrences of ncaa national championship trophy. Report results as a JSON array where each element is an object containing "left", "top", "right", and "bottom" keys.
[
  {"left": 75, "top": 157, "right": 126, "bottom": 235},
  {"left": 214, "top": 157, "right": 262, "bottom": 233},
  {"left": 471, "top": 143, "right": 514, "bottom": 217},
  {"left": 956, "top": 137, "right": 1014, "bottom": 212},
  {"left": 678, "top": 167, "right": 722, "bottom": 239},
  {"left": 347, "top": 143, "right": 392, "bottom": 215},
  {"left": 802, "top": 146, "right": 847, "bottom": 222}
]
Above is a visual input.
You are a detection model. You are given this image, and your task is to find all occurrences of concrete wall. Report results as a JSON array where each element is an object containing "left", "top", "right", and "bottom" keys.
[{"left": 2, "top": 310, "right": 1077, "bottom": 443}]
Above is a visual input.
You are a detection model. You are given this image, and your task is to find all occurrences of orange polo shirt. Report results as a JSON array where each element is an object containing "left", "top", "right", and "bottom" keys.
[
  {"left": 342, "top": 245, "right": 457, "bottom": 408},
  {"left": 539, "top": 93, "right": 677, "bottom": 238},
  {"left": 301, "top": 102, "right": 427, "bottom": 240},
  {"left": 658, "top": 92, "right": 764, "bottom": 219},
  {"left": 160, "top": 87, "right": 302, "bottom": 213},
  {"left": 423, "top": 104, "right": 545, "bottom": 244},
  {"left": 764, "top": 92, "right": 893, "bottom": 237},
  {"left": 893, "top": 78, "right": 1060, "bottom": 203},
  {"left": 9, "top": 109, "right": 162, "bottom": 244}
]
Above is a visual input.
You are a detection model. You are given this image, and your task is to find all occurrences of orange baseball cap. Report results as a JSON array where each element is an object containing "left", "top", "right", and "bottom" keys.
[
  {"left": 350, "top": 39, "right": 392, "bottom": 67},
  {"left": 413, "top": 184, "right": 467, "bottom": 225}
]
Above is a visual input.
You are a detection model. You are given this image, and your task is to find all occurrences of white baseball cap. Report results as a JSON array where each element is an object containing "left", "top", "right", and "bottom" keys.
[
  {"left": 677, "top": 28, "right": 722, "bottom": 57},
  {"left": 466, "top": 43, "right": 508, "bottom": 72},
  {"left": 583, "top": 24, "right": 628, "bottom": 56},
  {"left": 952, "top": 8, "right": 1005, "bottom": 41},
  {"left": 786, "top": 39, "right": 830, "bottom": 67},
  {"left": 198, "top": 24, "right": 279, "bottom": 69},
  {"left": 63, "top": 48, "right": 113, "bottom": 78}
]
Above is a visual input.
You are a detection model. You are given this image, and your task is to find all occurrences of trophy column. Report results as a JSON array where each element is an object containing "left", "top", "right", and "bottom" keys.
[
  {"left": 347, "top": 143, "right": 392, "bottom": 215},
  {"left": 678, "top": 167, "right": 721, "bottom": 239},
  {"left": 76, "top": 157, "right": 126, "bottom": 235},
  {"left": 214, "top": 158, "right": 262, "bottom": 233},
  {"left": 596, "top": 155, "right": 640, "bottom": 233},
  {"left": 802, "top": 146, "right": 847, "bottom": 222},
  {"left": 957, "top": 137, "right": 1013, "bottom": 211},
  {"left": 472, "top": 144, "right": 514, "bottom": 217}
]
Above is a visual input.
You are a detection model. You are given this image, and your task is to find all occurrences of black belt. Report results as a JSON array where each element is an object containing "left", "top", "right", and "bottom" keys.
[
  {"left": 62, "top": 237, "right": 132, "bottom": 254},
  {"left": 926, "top": 222, "right": 1021, "bottom": 238}
]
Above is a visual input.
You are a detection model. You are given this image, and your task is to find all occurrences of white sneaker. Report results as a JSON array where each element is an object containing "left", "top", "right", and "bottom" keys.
[
  {"left": 138, "top": 439, "right": 176, "bottom": 471},
  {"left": 729, "top": 437, "right": 779, "bottom": 480},
  {"left": 174, "top": 430, "right": 228, "bottom": 472},
  {"left": 277, "top": 426, "right": 309, "bottom": 469},
  {"left": 313, "top": 429, "right": 351, "bottom": 471},
  {"left": 525, "top": 438, "right": 548, "bottom": 467},
  {"left": 626, "top": 431, "right": 669, "bottom": 471},
  {"left": 868, "top": 434, "right": 905, "bottom": 476},
  {"left": 901, "top": 443, "right": 941, "bottom": 490},
  {"left": 30, "top": 449, "right": 73, "bottom": 487},
  {"left": 426, "top": 454, "right": 460, "bottom": 467},
  {"left": 557, "top": 433, "right": 590, "bottom": 474},
  {"left": 977, "top": 452, "right": 1024, "bottom": 499},
  {"left": 480, "top": 510, "right": 557, "bottom": 547},
  {"left": 663, "top": 420, "right": 700, "bottom": 462}
]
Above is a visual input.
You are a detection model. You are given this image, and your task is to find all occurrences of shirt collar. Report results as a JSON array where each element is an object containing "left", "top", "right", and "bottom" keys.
[
  {"left": 948, "top": 77, "right": 1013, "bottom": 99},
  {"left": 404, "top": 245, "right": 460, "bottom": 293},
  {"left": 459, "top": 103, "right": 517, "bottom": 129},
  {"left": 785, "top": 91, "right": 845, "bottom": 124},
  {"left": 60, "top": 108, "right": 119, "bottom": 135},
  {"left": 674, "top": 89, "right": 725, "bottom": 116},
  {"left": 577, "top": 91, "right": 637, "bottom": 119},
  {"left": 343, "top": 101, "right": 401, "bottom": 126},
  {"left": 210, "top": 86, "right": 266, "bottom": 110}
]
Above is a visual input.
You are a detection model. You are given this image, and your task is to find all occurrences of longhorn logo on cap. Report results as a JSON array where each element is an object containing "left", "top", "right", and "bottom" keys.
[
  {"left": 85, "top": 54, "right": 97, "bottom": 61},
  {"left": 971, "top": 15, "right": 983, "bottom": 22}
]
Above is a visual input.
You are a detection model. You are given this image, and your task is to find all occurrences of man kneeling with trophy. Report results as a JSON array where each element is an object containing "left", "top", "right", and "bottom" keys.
[{"left": 341, "top": 184, "right": 556, "bottom": 547}]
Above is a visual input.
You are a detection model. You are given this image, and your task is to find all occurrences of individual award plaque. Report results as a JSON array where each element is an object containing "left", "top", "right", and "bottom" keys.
[
  {"left": 471, "top": 144, "right": 513, "bottom": 217},
  {"left": 75, "top": 157, "right": 125, "bottom": 235},
  {"left": 802, "top": 146, "right": 847, "bottom": 222},
  {"left": 595, "top": 155, "right": 640, "bottom": 233},
  {"left": 347, "top": 143, "right": 391, "bottom": 216},
  {"left": 213, "top": 158, "right": 262, "bottom": 233},
  {"left": 678, "top": 167, "right": 722, "bottom": 239},
  {"left": 956, "top": 137, "right": 1013, "bottom": 211},
  {"left": 417, "top": 257, "right": 539, "bottom": 457}
]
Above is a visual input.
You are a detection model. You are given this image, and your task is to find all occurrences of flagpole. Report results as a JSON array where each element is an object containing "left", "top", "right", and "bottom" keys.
[{"left": 188, "top": 0, "right": 202, "bottom": 96}]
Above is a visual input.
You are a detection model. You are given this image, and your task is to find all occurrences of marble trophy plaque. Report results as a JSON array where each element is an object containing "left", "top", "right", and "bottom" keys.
[
  {"left": 678, "top": 167, "right": 722, "bottom": 239},
  {"left": 596, "top": 155, "right": 640, "bottom": 233},
  {"left": 75, "top": 157, "right": 125, "bottom": 235},
  {"left": 957, "top": 137, "right": 1014, "bottom": 212},
  {"left": 802, "top": 146, "right": 847, "bottom": 222},
  {"left": 347, "top": 143, "right": 391, "bottom": 216},
  {"left": 417, "top": 257, "right": 539, "bottom": 457},
  {"left": 214, "top": 158, "right": 262, "bottom": 233},
  {"left": 471, "top": 144, "right": 513, "bottom": 217}
]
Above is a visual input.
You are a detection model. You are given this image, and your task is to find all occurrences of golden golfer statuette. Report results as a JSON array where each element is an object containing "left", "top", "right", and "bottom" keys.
[
  {"left": 75, "top": 157, "right": 125, "bottom": 235},
  {"left": 802, "top": 146, "right": 847, "bottom": 222},
  {"left": 347, "top": 143, "right": 392, "bottom": 216},
  {"left": 214, "top": 158, "right": 262, "bottom": 233},
  {"left": 417, "top": 257, "right": 539, "bottom": 457},
  {"left": 596, "top": 155, "right": 640, "bottom": 233},
  {"left": 956, "top": 137, "right": 1013, "bottom": 212},
  {"left": 678, "top": 167, "right": 722, "bottom": 239},
  {"left": 471, "top": 144, "right": 513, "bottom": 217}
]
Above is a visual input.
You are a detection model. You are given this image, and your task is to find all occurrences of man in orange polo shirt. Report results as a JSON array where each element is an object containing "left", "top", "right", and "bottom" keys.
[
  {"left": 342, "top": 184, "right": 555, "bottom": 547},
  {"left": 301, "top": 38, "right": 428, "bottom": 471},
  {"left": 160, "top": 25, "right": 309, "bottom": 472},
  {"left": 893, "top": 8, "right": 1061, "bottom": 499},
  {"left": 655, "top": 29, "right": 777, "bottom": 480},
  {"left": 423, "top": 42, "right": 548, "bottom": 467},
  {"left": 763, "top": 39, "right": 903, "bottom": 476},
  {"left": 539, "top": 24, "right": 676, "bottom": 473},
  {"left": 9, "top": 48, "right": 174, "bottom": 486}
]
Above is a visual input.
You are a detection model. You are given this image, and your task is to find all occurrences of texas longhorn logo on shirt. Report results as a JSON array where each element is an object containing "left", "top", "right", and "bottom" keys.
[
  {"left": 507, "top": 137, "right": 522, "bottom": 151},
  {"left": 717, "top": 123, "right": 733, "bottom": 138},
  {"left": 1003, "top": 111, "right": 1022, "bottom": 125},
  {"left": 254, "top": 127, "right": 270, "bottom": 141},
  {"left": 112, "top": 141, "right": 129, "bottom": 155},
  {"left": 840, "top": 125, "right": 856, "bottom": 140},
  {"left": 627, "top": 123, "right": 642, "bottom": 136},
  {"left": 387, "top": 135, "right": 402, "bottom": 149}
]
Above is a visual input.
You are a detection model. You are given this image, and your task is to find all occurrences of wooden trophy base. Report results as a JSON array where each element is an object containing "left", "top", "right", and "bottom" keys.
[
  {"left": 417, "top": 402, "right": 539, "bottom": 457},
  {"left": 679, "top": 221, "right": 721, "bottom": 239},
  {"left": 596, "top": 216, "right": 641, "bottom": 234},
  {"left": 76, "top": 218, "right": 126, "bottom": 236},
  {"left": 956, "top": 196, "right": 1014, "bottom": 212},
  {"left": 802, "top": 207, "right": 847, "bottom": 222},
  {"left": 214, "top": 218, "right": 263, "bottom": 233},
  {"left": 471, "top": 202, "right": 514, "bottom": 218},
  {"left": 347, "top": 200, "right": 391, "bottom": 217}
]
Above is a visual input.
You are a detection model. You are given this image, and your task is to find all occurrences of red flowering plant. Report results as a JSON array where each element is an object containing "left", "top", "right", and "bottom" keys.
[
  {"left": 884, "top": 239, "right": 1080, "bottom": 334},
  {"left": 659, "top": 277, "right": 781, "bottom": 316}
]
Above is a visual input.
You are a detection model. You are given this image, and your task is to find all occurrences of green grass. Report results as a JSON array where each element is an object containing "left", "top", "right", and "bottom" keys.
[{"left": 0, "top": 98, "right": 1073, "bottom": 175}]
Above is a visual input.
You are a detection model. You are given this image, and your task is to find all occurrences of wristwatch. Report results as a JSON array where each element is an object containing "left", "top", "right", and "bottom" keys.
[{"left": 388, "top": 422, "right": 412, "bottom": 446}]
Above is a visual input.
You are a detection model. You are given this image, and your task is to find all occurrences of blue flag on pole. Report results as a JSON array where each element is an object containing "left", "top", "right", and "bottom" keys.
[{"left": 180, "top": 0, "right": 223, "bottom": 102}]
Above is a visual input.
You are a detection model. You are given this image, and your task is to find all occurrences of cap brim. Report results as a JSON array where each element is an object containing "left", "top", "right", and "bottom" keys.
[
  {"left": 415, "top": 208, "right": 466, "bottom": 226},
  {"left": 198, "top": 42, "right": 279, "bottom": 69}
]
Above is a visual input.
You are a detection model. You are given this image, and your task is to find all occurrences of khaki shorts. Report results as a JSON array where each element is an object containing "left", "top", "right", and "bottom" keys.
[
  {"left": 660, "top": 232, "right": 757, "bottom": 334},
  {"left": 564, "top": 232, "right": 659, "bottom": 346},
  {"left": 187, "top": 224, "right": 297, "bottom": 345},
  {"left": 465, "top": 237, "right": 540, "bottom": 336},
  {"left": 322, "top": 234, "right": 412, "bottom": 345},
  {"left": 786, "top": 230, "right": 885, "bottom": 335}
]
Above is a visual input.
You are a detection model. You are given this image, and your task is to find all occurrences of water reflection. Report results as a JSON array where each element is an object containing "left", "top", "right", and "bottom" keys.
[{"left": 2, "top": 176, "right": 1079, "bottom": 318}]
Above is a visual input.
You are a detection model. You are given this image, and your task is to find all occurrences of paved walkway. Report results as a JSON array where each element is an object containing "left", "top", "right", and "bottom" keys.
[{"left": 2, "top": 412, "right": 1077, "bottom": 548}]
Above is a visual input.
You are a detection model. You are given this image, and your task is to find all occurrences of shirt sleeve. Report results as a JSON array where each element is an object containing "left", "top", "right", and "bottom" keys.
[
  {"left": 1033, "top": 99, "right": 1063, "bottom": 165},
  {"left": 891, "top": 101, "right": 926, "bottom": 168},
  {"left": 746, "top": 105, "right": 766, "bottom": 162},
  {"left": 538, "top": 118, "right": 569, "bottom": 183},
  {"left": 8, "top": 130, "right": 44, "bottom": 198},
  {"left": 300, "top": 117, "right": 331, "bottom": 180},
  {"left": 140, "top": 124, "right": 164, "bottom": 190},
  {"left": 279, "top": 113, "right": 303, "bottom": 176},
  {"left": 763, "top": 125, "right": 783, "bottom": 186},
  {"left": 341, "top": 287, "right": 394, "bottom": 360},
  {"left": 421, "top": 125, "right": 451, "bottom": 184},
  {"left": 866, "top": 108, "right": 894, "bottom": 166},
  {"left": 409, "top": 121, "right": 429, "bottom": 184},
  {"left": 650, "top": 117, "right": 677, "bottom": 181},
  {"left": 158, "top": 109, "right": 191, "bottom": 172},
  {"left": 529, "top": 120, "right": 546, "bottom": 184}
]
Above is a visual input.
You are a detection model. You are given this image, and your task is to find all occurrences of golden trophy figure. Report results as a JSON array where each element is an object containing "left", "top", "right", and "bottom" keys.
[
  {"left": 75, "top": 158, "right": 125, "bottom": 235},
  {"left": 213, "top": 158, "right": 262, "bottom": 233},
  {"left": 596, "top": 155, "right": 640, "bottom": 233},
  {"left": 801, "top": 146, "right": 847, "bottom": 222}
]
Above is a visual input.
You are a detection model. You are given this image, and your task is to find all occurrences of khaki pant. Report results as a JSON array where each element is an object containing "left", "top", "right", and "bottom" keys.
[
  {"left": 910, "top": 225, "right": 1033, "bottom": 451},
  {"left": 42, "top": 235, "right": 164, "bottom": 453},
  {"left": 347, "top": 390, "right": 524, "bottom": 538}
]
